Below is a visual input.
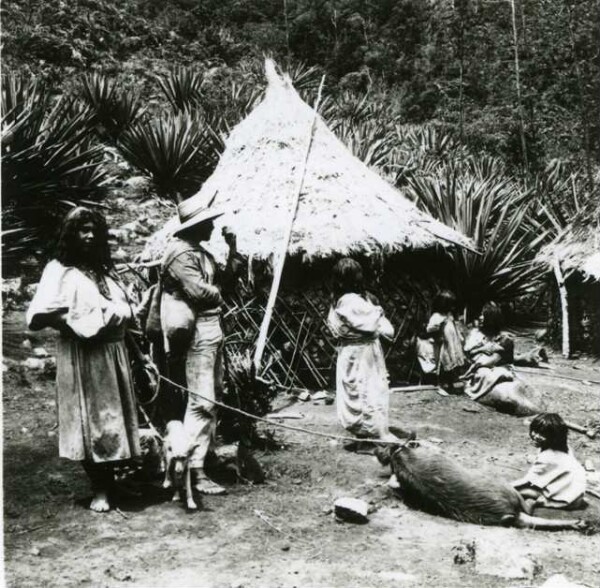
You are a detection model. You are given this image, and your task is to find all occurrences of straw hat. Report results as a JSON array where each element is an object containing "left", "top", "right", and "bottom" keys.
[{"left": 172, "top": 192, "right": 226, "bottom": 236}]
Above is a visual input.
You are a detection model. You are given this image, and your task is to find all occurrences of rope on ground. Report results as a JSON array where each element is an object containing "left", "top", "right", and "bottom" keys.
[{"left": 156, "top": 372, "right": 401, "bottom": 446}]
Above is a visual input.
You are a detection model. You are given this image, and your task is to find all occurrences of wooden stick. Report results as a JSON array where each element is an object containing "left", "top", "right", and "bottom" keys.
[
  {"left": 390, "top": 385, "right": 441, "bottom": 393},
  {"left": 553, "top": 257, "right": 570, "bottom": 359},
  {"left": 564, "top": 420, "right": 597, "bottom": 439},
  {"left": 514, "top": 366, "right": 600, "bottom": 387},
  {"left": 253, "top": 74, "right": 326, "bottom": 371}
]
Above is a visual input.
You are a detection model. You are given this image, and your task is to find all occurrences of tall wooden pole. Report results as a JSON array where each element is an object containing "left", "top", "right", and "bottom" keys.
[
  {"left": 509, "top": 0, "right": 528, "bottom": 170},
  {"left": 553, "top": 257, "right": 570, "bottom": 359},
  {"left": 253, "top": 75, "right": 326, "bottom": 372}
]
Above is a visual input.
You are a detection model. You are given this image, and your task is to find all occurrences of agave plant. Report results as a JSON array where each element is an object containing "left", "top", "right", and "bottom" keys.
[
  {"left": 79, "top": 73, "right": 146, "bottom": 143},
  {"left": 334, "top": 119, "right": 395, "bottom": 169},
  {"left": 406, "top": 158, "right": 548, "bottom": 316},
  {"left": 392, "top": 125, "right": 468, "bottom": 187},
  {"left": 156, "top": 66, "right": 205, "bottom": 112},
  {"left": 2, "top": 75, "right": 110, "bottom": 271},
  {"left": 216, "top": 349, "right": 278, "bottom": 446},
  {"left": 527, "top": 160, "right": 590, "bottom": 237},
  {"left": 117, "top": 110, "right": 224, "bottom": 202}
]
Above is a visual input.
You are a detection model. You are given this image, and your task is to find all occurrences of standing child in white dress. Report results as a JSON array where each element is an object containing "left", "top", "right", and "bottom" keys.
[
  {"left": 425, "top": 290, "right": 466, "bottom": 393},
  {"left": 327, "top": 258, "right": 397, "bottom": 442}
]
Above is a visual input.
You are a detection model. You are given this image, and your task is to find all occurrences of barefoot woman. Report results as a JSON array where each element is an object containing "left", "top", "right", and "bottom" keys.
[{"left": 27, "top": 207, "right": 141, "bottom": 512}]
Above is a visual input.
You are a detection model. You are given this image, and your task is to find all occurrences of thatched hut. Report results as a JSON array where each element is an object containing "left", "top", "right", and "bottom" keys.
[
  {"left": 143, "top": 60, "right": 472, "bottom": 388},
  {"left": 538, "top": 208, "right": 600, "bottom": 357}
]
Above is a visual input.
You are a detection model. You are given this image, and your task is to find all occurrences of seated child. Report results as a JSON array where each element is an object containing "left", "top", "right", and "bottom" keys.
[{"left": 513, "top": 413, "right": 587, "bottom": 513}]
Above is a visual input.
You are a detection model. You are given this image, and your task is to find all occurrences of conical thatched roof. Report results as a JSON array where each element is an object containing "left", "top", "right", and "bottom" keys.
[
  {"left": 537, "top": 206, "right": 600, "bottom": 282},
  {"left": 143, "top": 60, "right": 473, "bottom": 263}
]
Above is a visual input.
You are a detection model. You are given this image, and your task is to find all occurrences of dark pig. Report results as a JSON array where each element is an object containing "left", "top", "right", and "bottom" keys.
[{"left": 388, "top": 440, "right": 588, "bottom": 531}]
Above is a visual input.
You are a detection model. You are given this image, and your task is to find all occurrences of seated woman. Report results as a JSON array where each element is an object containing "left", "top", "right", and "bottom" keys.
[
  {"left": 513, "top": 413, "right": 587, "bottom": 514},
  {"left": 462, "top": 302, "right": 544, "bottom": 416}
]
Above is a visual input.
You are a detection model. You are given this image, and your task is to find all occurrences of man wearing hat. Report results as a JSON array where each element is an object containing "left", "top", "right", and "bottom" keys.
[{"left": 161, "top": 193, "right": 237, "bottom": 495}]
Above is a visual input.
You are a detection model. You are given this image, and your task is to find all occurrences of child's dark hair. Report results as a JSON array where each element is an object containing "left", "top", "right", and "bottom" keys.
[
  {"left": 332, "top": 258, "right": 364, "bottom": 298},
  {"left": 432, "top": 290, "right": 457, "bottom": 314},
  {"left": 480, "top": 301, "right": 504, "bottom": 336},
  {"left": 530, "top": 413, "right": 569, "bottom": 453}
]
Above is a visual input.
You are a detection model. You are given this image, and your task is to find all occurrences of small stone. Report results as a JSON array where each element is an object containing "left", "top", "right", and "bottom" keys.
[
  {"left": 334, "top": 497, "right": 369, "bottom": 524},
  {"left": 32, "top": 347, "right": 49, "bottom": 358},
  {"left": 29, "top": 547, "right": 41, "bottom": 556},
  {"left": 22, "top": 358, "right": 45, "bottom": 370},
  {"left": 21, "top": 427, "right": 29, "bottom": 434},
  {"left": 429, "top": 438, "right": 444, "bottom": 444},
  {"left": 297, "top": 391, "right": 311, "bottom": 402},
  {"left": 21, "top": 339, "right": 32, "bottom": 350},
  {"left": 280, "top": 543, "right": 291, "bottom": 552},
  {"left": 584, "top": 460, "right": 595, "bottom": 472}
]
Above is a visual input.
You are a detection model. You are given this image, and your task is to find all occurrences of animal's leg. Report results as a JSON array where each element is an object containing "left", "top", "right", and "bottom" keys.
[
  {"left": 172, "top": 489, "right": 181, "bottom": 502},
  {"left": 163, "top": 458, "right": 172, "bottom": 489},
  {"left": 516, "top": 512, "right": 587, "bottom": 531},
  {"left": 186, "top": 466, "right": 198, "bottom": 510}
]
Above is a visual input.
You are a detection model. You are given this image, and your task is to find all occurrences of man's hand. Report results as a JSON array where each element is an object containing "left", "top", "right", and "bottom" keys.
[{"left": 222, "top": 226, "right": 237, "bottom": 249}]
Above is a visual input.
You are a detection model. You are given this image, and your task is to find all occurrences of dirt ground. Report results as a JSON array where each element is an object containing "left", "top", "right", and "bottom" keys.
[{"left": 3, "top": 313, "right": 600, "bottom": 588}]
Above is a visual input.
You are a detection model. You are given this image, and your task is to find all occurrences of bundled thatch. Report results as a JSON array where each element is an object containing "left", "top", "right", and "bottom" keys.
[
  {"left": 537, "top": 208, "right": 600, "bottom": 282},
  {"left": 142, "top": 59, "right": 472, "bottom": 263}
]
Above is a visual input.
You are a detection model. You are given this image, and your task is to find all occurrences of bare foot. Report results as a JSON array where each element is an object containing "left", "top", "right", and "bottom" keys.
[
  {"left": 193, "top": 476, "right": 226, "bottom": 495},
  {"left": 90, "top": 491, "right": 110, "bottom": 512}
]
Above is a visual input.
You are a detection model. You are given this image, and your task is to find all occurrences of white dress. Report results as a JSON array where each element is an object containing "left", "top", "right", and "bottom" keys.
[
  {"left": 327, "top": 293, "right": 394, "bottom": 438},
  {"left": 26, "top": 260, "right": 141, "bottom": 463}
]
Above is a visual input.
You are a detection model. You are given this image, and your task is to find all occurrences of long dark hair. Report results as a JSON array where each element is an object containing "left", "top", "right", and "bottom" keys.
[
  {"left": 432, "top": 290, "right": 457, "bottom": 314},
  {"left": 480, "top": 301, "right": 504, "bottom": 336},
  {"left": 55, "top": 207, "right": 112, "bottom": 272},
  {"left": 331, "top": 258, "right": 364, "bottom": 299},
  {"left": 530, "top": 413, "right": 569, "bottom": 453}
]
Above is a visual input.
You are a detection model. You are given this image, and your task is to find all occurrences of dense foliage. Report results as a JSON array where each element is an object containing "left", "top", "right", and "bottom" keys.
[
  {"left": 2, "top": 0, "right": 598, "bottom": 309},
  {"left": 1, "top": 76, "right": 110, "bottom": 267},
  {"left": 4, "top": 0, "right": 599, "bottom": 168}
]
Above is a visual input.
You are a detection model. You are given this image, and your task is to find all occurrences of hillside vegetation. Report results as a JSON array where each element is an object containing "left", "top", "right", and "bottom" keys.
[{"left": 2, "top": 0, "right": 599, "bottom": 309}]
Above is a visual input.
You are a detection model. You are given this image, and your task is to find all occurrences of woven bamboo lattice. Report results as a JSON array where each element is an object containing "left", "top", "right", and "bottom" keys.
[{"left": 221, "top": 256, "right": 436, "bottom": 391}]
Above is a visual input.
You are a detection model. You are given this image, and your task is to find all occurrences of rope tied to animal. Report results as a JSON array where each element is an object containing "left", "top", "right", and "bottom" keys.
[{"left": 155, "top": 371, "right": 402, "bottom": 446}]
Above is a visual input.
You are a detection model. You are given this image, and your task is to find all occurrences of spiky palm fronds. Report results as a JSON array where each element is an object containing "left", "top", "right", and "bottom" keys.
[
  {"left": 334, "top": 119, "right": 395, "bottom": 169},
  {"left": 215, "top": 350, "right": 278, "bottom": 446},
  {"left": 79, "top": 73, "right": 146, "bottom": 143},
  {"left": 528, "top": 160, "right": 589, "bottom": 235},
  {"left": 156, "top": 66, "right": 205, "bottom": 112},
  {"left": 2, "top": 75, "right": 110, "bottom": 270},
  {"left": 117, "top": 110, "right": 223, "bottom": 201},
  {"left": 392, "top": 125, "right": 468, "bottom": 187},
  {"left": 286, "top": 61, "right": 324, "bottom": 94},
  {"left": 406, "top": 160, "right": 547, "bottom": 315}
]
